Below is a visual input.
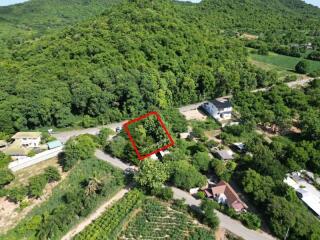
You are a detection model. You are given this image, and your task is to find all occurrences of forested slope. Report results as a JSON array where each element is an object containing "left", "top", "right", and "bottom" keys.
[
  {"left": 1, "top": 0, "right": 320, "bottom": 134},
  {"left": 0, "top": 0, "right": 118, "bottom": 57},
  {"left": 0, "top": 0, "right": 276, "bottom": 133}
]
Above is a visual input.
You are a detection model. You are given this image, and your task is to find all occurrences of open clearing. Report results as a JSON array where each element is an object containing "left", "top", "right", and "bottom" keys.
[
  {"left": 249, "top": 52, "right": 320, "bottom": 78},
  {"left": 8, "top": 157, "right": 60, "bottom": 188}
]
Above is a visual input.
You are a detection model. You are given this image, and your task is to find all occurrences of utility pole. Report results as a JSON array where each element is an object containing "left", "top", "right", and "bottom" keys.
[{"left": 284, "top": 227, "right": 290, "bottom": 240}]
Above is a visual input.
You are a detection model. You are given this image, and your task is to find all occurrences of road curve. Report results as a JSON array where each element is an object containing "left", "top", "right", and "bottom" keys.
[
  {"left": 94, "top": 152, "right": 277, "bottom": 240},
  {"left": 94, "top": 149, "right": 130, "bottom": 171},
  {"left": 171, "top": 187, "right": 276, "bottom": 240}
]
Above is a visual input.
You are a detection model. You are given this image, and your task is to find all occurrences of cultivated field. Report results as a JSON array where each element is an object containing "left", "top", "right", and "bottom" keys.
[
  {"left": 119, "top": 198, "right": 214, "bottom": 240},
  {"left": 250, "top": 52, "right": 320, "bottom": 77}
]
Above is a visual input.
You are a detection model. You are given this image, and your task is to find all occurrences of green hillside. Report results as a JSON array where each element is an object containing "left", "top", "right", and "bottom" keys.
[
  {"left": 0, "top": 0, "right": 319, "bottom": 134},
  {"left": 0, "top": 0, "right": 118, "bottom": 57},
  {"left": 0, "top": 0, "right": 276, "bottom": 133}
]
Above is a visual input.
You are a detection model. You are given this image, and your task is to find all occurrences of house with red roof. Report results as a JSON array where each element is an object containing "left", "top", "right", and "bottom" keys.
[{"left": 204, "top": 180, "right": 248, "bottom": 212}]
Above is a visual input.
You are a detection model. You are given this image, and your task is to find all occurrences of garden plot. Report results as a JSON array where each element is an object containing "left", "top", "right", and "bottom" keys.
[{"left": 119, "top": 199, "right": 214, "bottom": 240}]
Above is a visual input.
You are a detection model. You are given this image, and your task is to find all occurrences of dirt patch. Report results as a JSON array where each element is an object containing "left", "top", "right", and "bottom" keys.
[
  {"left": 182, "top": 109, "right": 207, "bottom": 121},
  {"left": 215, "top": 227, "right": 226, "bottom": 240},
  {"left": 8, "top": 157, "right": 61, "bottom": 188},
  {"left": 0, "top": 160, "right": 68, "bottom": 234}
]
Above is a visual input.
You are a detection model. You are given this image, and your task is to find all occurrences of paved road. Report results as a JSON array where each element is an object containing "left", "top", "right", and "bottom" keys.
[
  {"left": 95, "top": 149, "right": 130, "bottom": 171},
  {"left": 172, "top": 187, "right": 276, "bottom": 240},
  {"left": 53, "top": 121, "right": 126, "bottom": 143},
  {"left": 53, "top": 78, "right": 315, "bottom": 143},
  {"left": 94, "top": 151, "right": 276, "bottom": 240}
]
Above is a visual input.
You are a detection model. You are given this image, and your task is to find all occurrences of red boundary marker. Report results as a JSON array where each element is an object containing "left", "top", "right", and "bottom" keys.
[{"left": 123, "top": 111, "right": 175, "bottom": 161}]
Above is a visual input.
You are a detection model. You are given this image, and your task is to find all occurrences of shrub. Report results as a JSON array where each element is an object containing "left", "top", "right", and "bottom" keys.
[
  {"left": 196, "top": 191, "right": 206, "bottom": 200},
  {"left": 63, "top": 135, "right": 96, "bottom": 171},
  {"left": 240, "top": 212, "right": 261, "bottom": 230},
  {"left": 7, "top": 187, "right": 28, "bottom": 203},
  {"left": 0, "top": 168, "right": 15, "bottom": 187},
  {"left": 153, "top": 187, "right": 173, "bottom": 201},
  {"left": 44, "top": 166, "right": 61, "bottom": 182},
  {"left": 295, "top": 60, "right": 309, "bottom": 74},
  {"left": 97, "top": 128, "right": 114, "bottom": 146},
  {"left": 200, "top": 199, "right": 219, "bottom": 230},
  {"left": 28, "top": 174, "right": 47, "bottom": 198},
  {"left": 27, "top": 150, "right": 37, "bottom": 157}
]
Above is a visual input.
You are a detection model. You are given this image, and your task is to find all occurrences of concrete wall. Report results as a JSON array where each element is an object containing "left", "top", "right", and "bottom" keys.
[{"left": 8, "top": 146, "right": 63, "bottom": 172}]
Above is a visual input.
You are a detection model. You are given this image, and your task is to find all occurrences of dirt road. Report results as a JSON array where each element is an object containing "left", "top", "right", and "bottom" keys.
[{"left": 61, "top": 188, "right": 129, "bottom": 240}]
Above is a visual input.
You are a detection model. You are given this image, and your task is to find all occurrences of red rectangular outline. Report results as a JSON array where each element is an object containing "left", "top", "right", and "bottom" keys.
[{"left": 123, "top": 111, "right": 175, "bottom": 160}]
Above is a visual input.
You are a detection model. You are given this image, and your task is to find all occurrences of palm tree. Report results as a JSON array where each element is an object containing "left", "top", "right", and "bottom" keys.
[{"left": 84, "top": 177, "right": 102, "bottom": 196}]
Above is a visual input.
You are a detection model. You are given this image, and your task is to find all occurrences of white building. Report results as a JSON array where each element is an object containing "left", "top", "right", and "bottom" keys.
[
  {"left": 12, "top": 132, "right": 41, "bottom": 148},
  {"left": 284, "top": 173, "right": 320, "bottom": 218},
  {"left": 201, "top": 98, "right": 232, "bottom": 121}
]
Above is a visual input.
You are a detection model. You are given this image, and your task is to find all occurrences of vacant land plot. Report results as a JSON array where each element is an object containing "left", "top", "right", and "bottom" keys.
[
  {"left": 8, "top": 157, "right": 60, "bottom": 188},
  {"left": 182, "top": 109, "right": 207, "bottom": 121},
  {"left": 250, "top": 52, "right": 320, "bottom": 77}
]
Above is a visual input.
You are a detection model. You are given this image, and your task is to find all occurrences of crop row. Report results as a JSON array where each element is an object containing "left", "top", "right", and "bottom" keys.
[
  {"left": 74, "top": 190, "right": 144, "bottom": 240},
  {"left": 119, "top": 199, "right": 214, "bottom": 240}
]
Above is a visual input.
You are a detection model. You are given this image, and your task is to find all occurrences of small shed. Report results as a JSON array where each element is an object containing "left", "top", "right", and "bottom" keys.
[
  {"left": 47, "top": 140, "right": 63, "bottom": 150},
  {"left": 232, "top": 142, "right": 245, "bottom": 152},
  {"left": 214, "top": 149, "right": 234, "bottom": 160}
]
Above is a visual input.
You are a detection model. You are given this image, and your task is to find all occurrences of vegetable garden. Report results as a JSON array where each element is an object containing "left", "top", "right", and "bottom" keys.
[
  {"left": 119, "top": 198, "right": 214, "bottom": 240},
  {"left": 74, "top": 190, "right": 144, "bottom": 240}
]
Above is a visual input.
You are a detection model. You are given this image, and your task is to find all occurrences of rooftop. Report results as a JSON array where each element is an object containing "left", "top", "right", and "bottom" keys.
[
  {"left": 12, "top": 132, "right": 41, "bottom": 139},
  {"left": 47, "top": 140, "right": 63, "bottom": 149},
  {"left": 3, "top": 140, "right": 30, "bottom": 156},
  {"left": 214, "top": 149, "right": 234, "bottom": 160},
  {"left": 284, "top": 175, "right": 320, "bottom": 217},
  {"left": 211, "top": 180, "right": 247, "bottom": 209},
  {"left": 211, "top": 99, "right": 232, "bottom": 109}
]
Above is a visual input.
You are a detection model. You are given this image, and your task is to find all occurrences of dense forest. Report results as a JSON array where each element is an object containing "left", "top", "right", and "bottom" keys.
[
  {"left": 0, "top": 0, "right": 279, "bottom": 134},
  {"left": 0, "top": 0, "right": 319, "bottom": 134}
]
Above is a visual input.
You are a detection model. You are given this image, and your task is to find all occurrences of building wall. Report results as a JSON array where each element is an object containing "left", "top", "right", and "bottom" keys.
[
  {"left": 203, "top": 103, "right": 232, "bottom": 120},
  {"left": 19, "top": 137, "right": 41, "bottom": 148}
]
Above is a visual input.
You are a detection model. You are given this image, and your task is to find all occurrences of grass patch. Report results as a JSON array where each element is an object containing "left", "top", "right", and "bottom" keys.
[{"left": 250, "top": 52, "right": 320, "bottom": 75}]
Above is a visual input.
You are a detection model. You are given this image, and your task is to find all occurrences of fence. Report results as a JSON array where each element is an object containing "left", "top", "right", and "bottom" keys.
[{"left": 8, "top": 146, "right": 63, "bottom": 172}]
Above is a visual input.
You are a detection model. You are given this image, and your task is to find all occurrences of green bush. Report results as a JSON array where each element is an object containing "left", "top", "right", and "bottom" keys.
[
  {"left": 153, "top": 187, "right": 173, "bottom": 201},
  {"left": 44, "top": 166, "right": 61, "bottom": 182},
  {"left": 196, "top": 191, "right": 206, "bottom": 200},
  {"left": 7, "top": 187, "right": 28, "bottom": 203},
  {"left": 240, "top": 212, "right": 261, "bottom": 230},
  {"left": 63, "top": 135, "right": 96, "bottom": 171},
  {"left": 28, "top": 175, "right": 47, "bottom": 198}
]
